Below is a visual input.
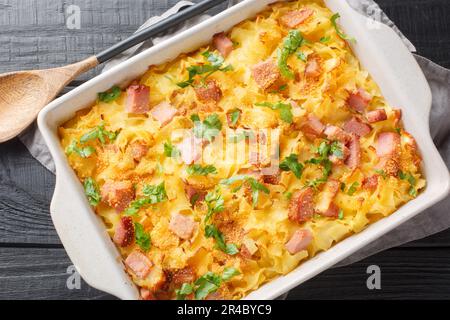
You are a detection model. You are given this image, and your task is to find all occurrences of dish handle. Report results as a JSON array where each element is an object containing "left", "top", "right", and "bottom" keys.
[{"left": 50, "top": 168, "right": 139, "bottom": 300}]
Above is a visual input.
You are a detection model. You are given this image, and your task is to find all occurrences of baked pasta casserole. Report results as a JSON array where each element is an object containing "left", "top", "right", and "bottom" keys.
[{"left": 59, "top": 0, "right": 425, "bottom": 300}]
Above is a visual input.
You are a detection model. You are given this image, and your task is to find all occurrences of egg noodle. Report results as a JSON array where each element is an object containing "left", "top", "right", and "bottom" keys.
[{"left": 59, "top": 0, "right": 424, "bottom": 300}]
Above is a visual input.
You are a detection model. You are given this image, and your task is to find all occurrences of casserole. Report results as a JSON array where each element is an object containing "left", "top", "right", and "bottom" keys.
[{"left": 38, "top": 0, "right": 450, "bottom": 300}]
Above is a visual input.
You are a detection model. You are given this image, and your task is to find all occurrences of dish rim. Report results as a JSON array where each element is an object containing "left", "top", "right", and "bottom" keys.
[{"left": 37, "top": 0, "right": 450, "bottom": 300}]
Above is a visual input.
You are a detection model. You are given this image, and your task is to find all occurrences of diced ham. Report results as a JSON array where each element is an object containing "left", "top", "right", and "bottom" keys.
[
  {"left": 125, "top": 251, "right": 153, "bottom": 279},
  {"left": 301, "top": 114, "right": 325, "bottom": 140},
  {"left": 126, "top": 84, "right": 150, "bottom": 114},
  {"left": 129, "top": 141, "right": 148, "bottom": 162},
  {"left": 375, "top": 132, "right": 401, "bottom": 176},
  {"left": 343, "top": 116, "right": 372, "bottom": 137},
  {"left": 362, "top": 175, "right": 379, "bottom": 191},
  {"left": 305, "top": 56, "right": 321, "bottom": 78},
  {"left": 280, "top": 8, "right": 314, "bottom": 28},
  {"left": 171, "top": 267, "right": 196, "bottom": 286},
  {"left": 101, "top": 180, "right": 135, "bottom": 212},
  {"left": 376, "top": 132, "right": 401, "bottom": 158},
  {"left": 347, "top": 88, "right": 372, "bottom": 113},
  {"left": 285, "top": 229, "right": 313, "bottom": 255},
  {"left": 366, "top": 109, "right": 387, "bottom": 123},
  {"left": 288, "top": 187, "right": 315, "bottom": 224},
  {"left": 169, "top": 212, "right": 198, "bottom": 240},
  {"left": 321, "top": 202, "right": 340, "bottom": 218},
  {"left": 177, "top": 136, "right": 203, "bottom": 165},
  {"left": 140, "top": 288, "right": 156, "bottom": 300},
  {"left": 113, "top": 216, "right": 135, "bottom": 247},
  {"left": 194, "top": 79, "right": 222, "bottom": 103},
  {"left": 315, "top": 179, "right": 340, "bottom": 214},
  {"left": 252, "top": 60, "right": 281, "bottom": 90},
  {"left": 150, "top": 101, "right": 178, "bottom": 127},
  {"left": 184, "top": 183, "right": 206, "bottom": 206},
  {"left": 213, "top": 32, "right": 233, "bottom": 58},
  {"left": 263, "top": 171, "right": 281, "bottom": 185},
  {"left": 345, "top": 134, "right": 361, "bottom": 170},
  {"left": 324, "top": 125, "right": 351, "bottom": 144}
]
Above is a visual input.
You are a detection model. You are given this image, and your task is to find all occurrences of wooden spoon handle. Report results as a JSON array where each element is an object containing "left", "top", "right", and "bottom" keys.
[{"left": 95, "top": 0, "right": 227, "bottom": 63}]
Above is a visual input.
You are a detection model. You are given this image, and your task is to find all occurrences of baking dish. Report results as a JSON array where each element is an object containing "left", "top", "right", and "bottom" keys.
[{"left": 38, "top": 0, "right": 450, "bottom": 300}]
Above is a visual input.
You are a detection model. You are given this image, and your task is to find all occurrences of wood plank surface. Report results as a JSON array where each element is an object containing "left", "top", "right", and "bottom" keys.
[{"left": 0, "top": 0, "right": 449, "bottom": 300}]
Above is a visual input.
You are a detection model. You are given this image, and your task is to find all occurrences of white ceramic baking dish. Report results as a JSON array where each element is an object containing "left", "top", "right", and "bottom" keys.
[{"left": 38, "top": 0, "right": 450, "bottom": 300}]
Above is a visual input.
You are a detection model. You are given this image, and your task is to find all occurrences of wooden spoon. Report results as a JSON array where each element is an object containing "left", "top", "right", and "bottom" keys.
[{"left": 0, "top": 0, "right": 226, "bottom": 143}]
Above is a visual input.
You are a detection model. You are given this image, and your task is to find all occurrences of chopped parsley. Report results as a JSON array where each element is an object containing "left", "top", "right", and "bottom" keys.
[
  {"left": 279, "top": 154, "right": 304, "bottom": 179},
  {"left": 297, "top": 51, "right": 307, "bottom": 62},
  {"left": 220, "top": 175, "right": 269, "bottom": 208},
  {"left": 338, "top": 209, "right": 344, "bottom": 220},
  {"left": 228, "top": 108, "right": 241, "bottom": 126},
  {"left": 80, "top": 124, "right": 118, "bottom": 145},
  {"left": 83, "top": 177, "right": 101, "bottom": 206},
  {"left": 330, "top": 141, "right": 344, "bottom": 159},
  {"left": 205, "top": 224, "right": 239, "bottom": 256},
  {"left": 134, "top": 222, "right": 151, "bottom": 252},
  {"left": 204, "top": 190, "right": 225, "bottom": 223},
  {"left": 177, "top": 51, "right": 233, "bottom": 88},
  {"left": 191, "top": 113, "right": 223, "bottom": 142},
  {"left": 175, "top": 268, "right": 240, "bottom": 300},
  {"left": 269, "top": 84, "right": 288, "bottom": 94},
  {"left": 374, "top": 169, "right": 387, "bottom": 179},
  {"left": 255, "top": 101, "right": 293, "bottom": 124},
  {"left": 347, "top": 182, "right": 360, "bottom": 196},
  {"left": 98, "top": 86, "right": 122, "bottom": 103},
  {"left": 163, "top": 141, "right": 180, "bottom": 158},
  {"left": 330, "top": 13, "right": 356, "bottom": 43},
  {"left": 66, "top": 141, "right": 95, "bottom": 158},
  {"left": 320, "top": 36, "right": 330, "bottom": 43},
  {"left": 278, "top": 30, "right": 305, "bottom": 79},
  {"left": 187, "top": 164, "right": 217, "bottom": 176},
  {"left": 124, "top": 182, "right": 167, "bottom": 215},
  {"left": 399, "top": 171, "right": 417, "bottom": 197},
  {"left": 305, "top": 141, "right": 334, "bottom": 188}
]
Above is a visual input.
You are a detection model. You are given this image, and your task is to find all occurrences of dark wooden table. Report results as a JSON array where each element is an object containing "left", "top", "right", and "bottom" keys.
[{"left": 0, "top": 0, "right": 449, "bottom": 300}]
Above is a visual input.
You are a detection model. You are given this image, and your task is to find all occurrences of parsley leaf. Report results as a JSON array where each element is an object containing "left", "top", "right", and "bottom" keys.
[
  {"left": 205, "top": 224, "right": 239, "bottom": 255},
  {"left": 176, "top": 268, "right": 240, "bottom": 300},
  {"left": 177, "top": 51, "right": 233, "bottom": 88},
  {"left": 221, "top": 267, "right": 241, "bottom": 281},
  {"left": 399, "top": 171, "right": 417, "bottom": 197},
  {"left": 80, "top": 124, "right": 118, "bottom": 145},
  {"left": 134, "top": 222, "right": 151, "bottom": 252},
  {"left": 187, "top": 164, "right": 217, "bottom": 176},
  {"left": 175, "top": 283, "right": 194, "bottom": 300},
  {"left": 338, "top": 209, "right": 344, "bottom": 220},
  {"left": 83, "top": 177, "right": 101, "bottom": 206},
  {"left": 220, "top": 175, "right": 269, "bottom": 208},
  {"left": 98, "top": 86, "right": 122, "bottom": 103},
  {"left": 374, "top": 169, "right": 387, "bottom": 179},
  {"left": 191, "top": 113, "right": 223, "bottom": 142},
  {"left": 330, "top": 141, "right": 344, "bottom": 159},
  {"left": 255, "top": 101, "right": 293, "bottom": 124},
  {"left": 125, "top": 182, "right": 167, "bottom": 215},
  {"left": 204, "top": 191, "right": 225, "bottom": 223},
  {"left": 320, "top": 36, "right": 330, "bottom": 43},
  {"left": 330, "top": 13, "right": 356, "bottom": 43},
  {"left": 280, "top": 154, "right": 304, "bottom": 179},
  {"left": 163, "top": 141, "right": 180, "bottom": 158},
  {"left": 228, "top": 108, "right": 241, "bottom": 126},
  {"left": 278, "top": 30, "right": 305, "bottom": 79},
  {"left": 66, "top": 141, "right": 96, "bottom": 158},
  {"left": 297, "top": 51, "right": 307, "bottom": 62},
  {"left": 347, "top": 182, "right": 360, "bottom": 195}
]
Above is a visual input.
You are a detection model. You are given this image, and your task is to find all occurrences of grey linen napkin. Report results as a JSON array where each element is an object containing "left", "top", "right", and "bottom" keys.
[{"left": 19, "top": 1, "right": 450, "bottom": 268}]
